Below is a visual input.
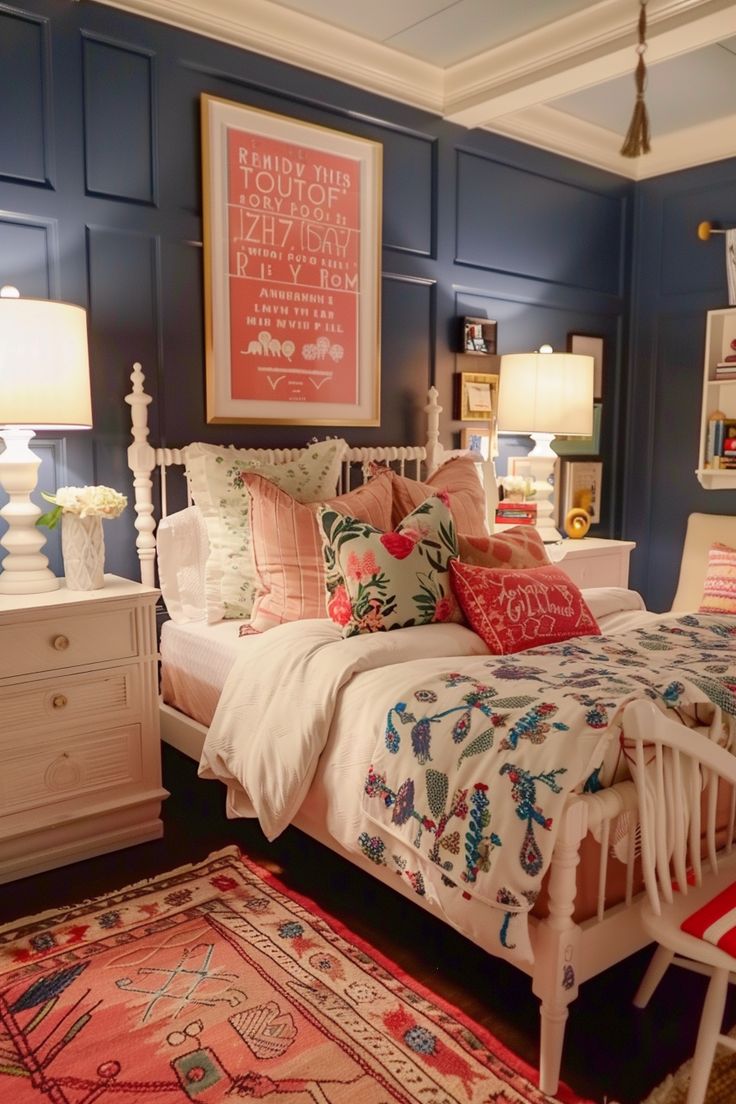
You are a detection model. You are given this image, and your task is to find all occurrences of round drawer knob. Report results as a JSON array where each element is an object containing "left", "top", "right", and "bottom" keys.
[
  {"left": 52, "top": 635, "right": 70, "bottom": 651},
  {"left": 52, "top": 694, "right": 68, "bottom": 710}
]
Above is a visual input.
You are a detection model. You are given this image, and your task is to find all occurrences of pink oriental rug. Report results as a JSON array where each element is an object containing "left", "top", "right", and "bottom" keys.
[{"left": 0, "top": 847, "right": 591, "bottom": 1103}]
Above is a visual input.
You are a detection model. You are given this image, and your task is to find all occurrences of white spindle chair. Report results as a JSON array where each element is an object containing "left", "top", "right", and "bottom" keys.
[{"left": 625, "top": 698, "right": 736, "bottom": 1104}]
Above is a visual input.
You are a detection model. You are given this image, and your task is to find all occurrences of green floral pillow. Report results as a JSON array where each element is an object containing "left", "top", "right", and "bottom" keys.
[
  {"left": 320, "top": 492, "right": 462, "bottom": 637},
  {"left": 186, "top": 438, "right": 345, "bottom": 622}
]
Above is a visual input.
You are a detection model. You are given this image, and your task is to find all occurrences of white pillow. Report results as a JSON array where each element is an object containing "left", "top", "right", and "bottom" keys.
[
  {"left": 156, "top": 506, "right": 208, "bottom": 623},
  {"left": 186, "top": 438, "right": 346, "bottom": 623}
]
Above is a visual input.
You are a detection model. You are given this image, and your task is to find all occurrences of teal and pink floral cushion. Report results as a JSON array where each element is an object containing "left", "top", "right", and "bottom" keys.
[{"left": 320, "top": 493, "right": 462, "bottom": 637}]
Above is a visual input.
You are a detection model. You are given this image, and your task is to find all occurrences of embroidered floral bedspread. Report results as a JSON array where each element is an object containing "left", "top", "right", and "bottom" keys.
[{"left": 362, "top": 614, "right": 736, "bottom": 924}]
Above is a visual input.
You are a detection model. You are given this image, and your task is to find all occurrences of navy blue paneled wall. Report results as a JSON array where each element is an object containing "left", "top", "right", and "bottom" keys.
[
  {"left": 0, "top": 0, "right": 632, "bottom": 583},
  {"left": 625, "top": 160, "right": 736, "bottom": 611}
]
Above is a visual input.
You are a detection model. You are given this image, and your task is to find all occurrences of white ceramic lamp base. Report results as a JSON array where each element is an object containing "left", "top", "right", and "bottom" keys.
[
  {"left": 528, "top": 433, "right": 561, "bottom": 543},
  {"left": 0, "top": 427, "right": 59, "bottom": 594}
]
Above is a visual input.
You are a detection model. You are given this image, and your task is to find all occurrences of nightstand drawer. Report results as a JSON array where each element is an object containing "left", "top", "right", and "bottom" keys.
[
  {"left": 560, "top": 551, "right": 626, "bottom": 589},
  {"left": 0, "top": 723, "right": 143, "bottom": 817},
  {"left": 0, "top": 667, "right": 141, "bottom": 737},
  {"left": 0, "top": 607, "right": 138, "bottom": 680}
]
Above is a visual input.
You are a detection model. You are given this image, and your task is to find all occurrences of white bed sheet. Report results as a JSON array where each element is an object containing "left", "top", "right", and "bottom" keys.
[{"left": 161, "top": 589, "right": 654, "bottom": 724}]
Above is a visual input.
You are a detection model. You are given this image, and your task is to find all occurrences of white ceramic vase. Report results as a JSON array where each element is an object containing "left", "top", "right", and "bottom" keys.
[{"left": 62, "top": 514, "right": 105, "bottom": 590}]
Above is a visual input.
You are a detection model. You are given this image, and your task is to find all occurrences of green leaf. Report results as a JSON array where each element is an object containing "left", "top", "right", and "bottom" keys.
[
  {"left": 426, "top": 769, "right": 448, "bottom": 819},
  {"left": 36, "top": 505, "right": 63, "bottom": 530},
  {"left": 459, "top": 728, "right": 495, "bottom": 764}
]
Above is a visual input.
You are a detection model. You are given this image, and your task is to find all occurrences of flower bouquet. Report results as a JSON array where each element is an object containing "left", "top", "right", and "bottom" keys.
[
  {"left": 37, "top": 485, "right": 127, "bottom": 590},
  {"left": 37, "top": 485, "right": 127, "bottom": 529}
]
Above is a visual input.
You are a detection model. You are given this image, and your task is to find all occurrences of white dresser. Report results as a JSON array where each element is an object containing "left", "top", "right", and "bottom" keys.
[
  {"left": 546, "top": 537, "right": 636, "bottom": 589},
  {"left": 0, "top": 575, "right": 167, "bottom": 883}
]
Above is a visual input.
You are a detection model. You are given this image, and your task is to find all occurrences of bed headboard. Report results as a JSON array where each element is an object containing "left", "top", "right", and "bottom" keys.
[
  {"left": 126, "top": 363, "right": 498, "bottom": 587},
  {"left": 670, "top": 512, "right": 736, "bottom": 610}
]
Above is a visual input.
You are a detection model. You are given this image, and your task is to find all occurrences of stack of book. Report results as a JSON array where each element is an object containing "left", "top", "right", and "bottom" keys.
[
  {"left": 714, "top": 361, "right": 736, "bottom": 381},
  {"left": 495, "top": 500, "right": 537, "bottom": 526}
]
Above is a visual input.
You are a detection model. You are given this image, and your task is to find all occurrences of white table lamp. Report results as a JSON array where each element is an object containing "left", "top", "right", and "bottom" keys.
[
  {"left": 0, "top": 286, "right": 92, "bottom": 594},
  {"left": 497, "top": 345, "right": 594, "bottom": 541}
]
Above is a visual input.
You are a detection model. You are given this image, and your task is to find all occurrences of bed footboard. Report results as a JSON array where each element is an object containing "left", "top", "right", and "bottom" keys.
[{"left": 533, "top": 781, "right": 646, "bottom": 1094}]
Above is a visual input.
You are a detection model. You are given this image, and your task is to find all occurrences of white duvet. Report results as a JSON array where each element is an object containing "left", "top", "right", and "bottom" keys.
[{"left": 198, "top": 588, "right": 650, "bottom": 840}]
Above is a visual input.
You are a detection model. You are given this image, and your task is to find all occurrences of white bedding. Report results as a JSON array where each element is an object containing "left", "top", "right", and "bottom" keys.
[{"left": 192, "top": 588, "right": 657, "bottom": 964}]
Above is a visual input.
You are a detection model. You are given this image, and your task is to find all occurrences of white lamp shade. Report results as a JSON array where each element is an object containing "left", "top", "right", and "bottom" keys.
[
  {"left": 0, "top": 296, "right": 92, "bottom": 428},
  {"left": 497, "top": 351, "right": 594, "bottom": 436}
]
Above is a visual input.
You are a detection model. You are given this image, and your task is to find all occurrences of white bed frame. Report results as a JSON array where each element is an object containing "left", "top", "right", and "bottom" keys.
[{"left": 126, "top": 361, "right": 652, "bottom": 1097}]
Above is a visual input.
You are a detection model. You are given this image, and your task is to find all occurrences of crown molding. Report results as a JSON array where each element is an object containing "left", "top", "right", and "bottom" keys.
[
  {"left": 94, "top": 0, "right": 443, "bottom": 113},
  {"left": 443, "top": 0, "right": 736, "bottom": 126},
  {"left": 94, "top": 0, "right": 736, "bottom": 180}
]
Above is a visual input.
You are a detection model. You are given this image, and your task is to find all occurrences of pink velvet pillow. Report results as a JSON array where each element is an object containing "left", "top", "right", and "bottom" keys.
[
  {"left": 245, "top": 471, "right": 394, "bottom": 631},
  {"left": 450, "top": 560, "right": 600, "bottom": 654},
  {"left": 387, "top": 457, "right": 488, "bottom": 534},
  {"left": 458, "top": 525, "right": 551, "bottom": 569}
]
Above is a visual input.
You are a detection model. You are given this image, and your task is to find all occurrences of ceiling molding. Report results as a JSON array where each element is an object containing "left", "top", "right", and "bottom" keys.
[
  {"left": 95, "top": 0, "right": 736, "bottom": 180},
  {"left": 95, "top": 0, "right": 444, "bottom": 113},
  {"left": 443, "top": 0, "right": 736, "bottom": 126}
]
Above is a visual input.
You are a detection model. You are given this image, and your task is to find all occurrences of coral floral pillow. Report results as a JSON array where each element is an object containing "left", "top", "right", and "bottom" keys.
[
  {"left": 458, "top": 525, "right": 551, "bottom": 569},
  {"left": 450, "top": 560, "right": 600, "bottom": 654},
  {"left": 699, "top": 542, "right": 736, "bottom": 614},
  {"left": 384, "top": 457, "right": 489, "bottom": 534},
  {"left": 245, "top": 470, "right": 394, "bottom": 632},
  {"left": 320, "top": 493, "right": 462, "bottom": 637}
]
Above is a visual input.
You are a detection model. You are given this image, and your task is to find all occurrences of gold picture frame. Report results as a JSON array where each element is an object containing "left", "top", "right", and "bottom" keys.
[
  {"left": 454, "top": 371, "right": 499, "bottom": 422},
  {"left": 201, "top": 94, "right": 383, "bottom": 425}
]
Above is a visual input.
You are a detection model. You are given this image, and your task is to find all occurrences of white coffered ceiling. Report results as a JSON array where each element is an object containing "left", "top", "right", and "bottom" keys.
[{"left": 99, "top": 0, "right": 736, "bottom": 179}]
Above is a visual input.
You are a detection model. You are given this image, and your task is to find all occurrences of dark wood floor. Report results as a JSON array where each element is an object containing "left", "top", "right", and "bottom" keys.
[{"left": 1, "top": 745, "right": 733, "bottom": 1104}]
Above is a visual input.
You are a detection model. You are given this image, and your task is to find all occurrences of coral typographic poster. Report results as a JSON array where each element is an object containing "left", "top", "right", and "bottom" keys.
[{"left": 227, "top": 126, "right": 360, "bottom": 405}]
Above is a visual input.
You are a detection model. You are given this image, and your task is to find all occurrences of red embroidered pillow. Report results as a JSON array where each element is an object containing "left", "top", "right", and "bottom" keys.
[
  {"left": 450, "top": 561, "right": 600, "bottom": 654},
  {"left": 698, "top": 542, "right": 736, "bottom": 615},
  {"left": 458, "top": 526, "right": 551, "bottom": 569}
]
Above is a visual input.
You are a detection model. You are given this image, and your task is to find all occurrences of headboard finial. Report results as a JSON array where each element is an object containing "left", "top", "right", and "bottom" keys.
[{"left": 125, "top": 363, "right": 157, "bottom": 587}]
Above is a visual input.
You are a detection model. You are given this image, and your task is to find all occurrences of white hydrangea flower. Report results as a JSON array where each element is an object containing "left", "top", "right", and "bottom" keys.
[{"left": 51, "top": 485, "right": 127, "bottom": 518}]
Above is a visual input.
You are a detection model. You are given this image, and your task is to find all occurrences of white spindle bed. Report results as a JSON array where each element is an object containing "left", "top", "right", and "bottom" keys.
[{"left": 125, "top": 361, "right": 668, "bottom": 1097}]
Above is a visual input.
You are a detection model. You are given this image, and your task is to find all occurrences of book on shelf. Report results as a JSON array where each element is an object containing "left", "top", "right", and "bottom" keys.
[{"left": 496, "top": 500, "right": 537, "bottom": 514}]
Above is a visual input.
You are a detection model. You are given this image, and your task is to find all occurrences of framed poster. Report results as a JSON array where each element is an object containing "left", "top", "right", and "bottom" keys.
[{"left": 202, "top": 94, "right": 382, "bottom": 424}]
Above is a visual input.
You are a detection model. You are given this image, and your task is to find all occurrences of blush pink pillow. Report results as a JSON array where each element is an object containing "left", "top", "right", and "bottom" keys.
[
  {"left": 450, "top": 560, "right": 600, "bottom": 654},
  {"left": 245, "top": 471, "right": 394, "bottom": 632},
  {"left": 458, "top": 525, "right": 551, "bottom": 569},
  {"left": 388, "top": 457, "right": 488, "bottom": 535},
  {"left": 698, "top": 542, "right": 736, "bottom": 615}
]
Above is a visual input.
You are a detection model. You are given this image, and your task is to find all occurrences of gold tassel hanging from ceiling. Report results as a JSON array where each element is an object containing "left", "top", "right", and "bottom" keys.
[{"left": 620, "top": 0, "right": 651, "bottom": 158}]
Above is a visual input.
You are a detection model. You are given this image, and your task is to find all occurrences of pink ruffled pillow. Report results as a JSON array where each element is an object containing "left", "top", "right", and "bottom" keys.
[
  {"left": 698, "top": 543, "right": 736, "bottom": 615},
  {"left": 245, "top": 470, "right": 394, "bottom": 632},
  {"left": 450, "top": 560, "right": 600, "bottom": 654},
  {"left": 458, "top": 525, "right": 550, "bottom": 569}
]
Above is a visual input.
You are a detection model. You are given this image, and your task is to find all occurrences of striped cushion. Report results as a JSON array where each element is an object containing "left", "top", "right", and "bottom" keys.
[
  {"left": 458, "top": 525, "right": 551, "bottom": 569},
  {"left": 699, "top": 542, "right": 736, "bottom": 614},
  {"left": 681, "top": 881, "right": 736, "bottom": 956},
  {"left": 245, "top": 470, "right": 394, "bottom": 632}
]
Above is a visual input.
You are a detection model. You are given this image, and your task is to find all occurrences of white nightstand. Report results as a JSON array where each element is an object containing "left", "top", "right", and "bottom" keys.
[
  {"left": 0, "top": 575, "right": 167, "bottom": 883},
  {"left": 546, "top": 537, "right": 636, "bottom": 589}
]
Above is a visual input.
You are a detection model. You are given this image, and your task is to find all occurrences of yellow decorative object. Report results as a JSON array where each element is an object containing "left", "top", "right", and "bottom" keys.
[{"left": 564, "top": 507, "right": 591, "bottom": 539}]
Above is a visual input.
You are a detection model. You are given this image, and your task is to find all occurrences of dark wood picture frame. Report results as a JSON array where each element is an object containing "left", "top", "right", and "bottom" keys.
[
  {"left": 460, "top": 316, "right": 497, "bottom": 356},
  {"left": 567, "top": 332, "right": 604, "bottom": 400}
]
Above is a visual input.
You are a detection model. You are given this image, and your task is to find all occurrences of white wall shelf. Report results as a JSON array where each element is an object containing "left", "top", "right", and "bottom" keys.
[{"left": 696, "top": 307, "right": 736, "bottom": 489}]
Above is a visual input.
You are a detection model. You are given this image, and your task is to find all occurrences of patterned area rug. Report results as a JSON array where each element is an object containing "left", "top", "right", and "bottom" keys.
[
  {"left": 640, "top": 1030, "right": 736, "bottom": 1104},
  {"left": 0, "top": 846, "right": 593, "bottom": 1103}
]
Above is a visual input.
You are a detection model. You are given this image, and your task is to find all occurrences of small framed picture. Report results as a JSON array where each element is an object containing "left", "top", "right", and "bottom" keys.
[
  {"left": 461, "top": 426, "right": 491, "bottom": 460},
  {"left": 460, "top": 316, "right": 497, "bottom": 356},
  {"left": 559, "top": 459, "right": 603, "bottom": 525},
  {"left": 552, "top": 402, "right": 602, "bottom": 456},
  {"left": 567, "top": 332, "right": 604, "bottom": 400},
  {"left": 454, "top": 371, "right": 499, "bottom": 422}
]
